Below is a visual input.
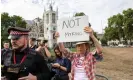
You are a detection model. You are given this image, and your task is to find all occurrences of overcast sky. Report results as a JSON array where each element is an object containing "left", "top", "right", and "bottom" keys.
[{"left": 1, "top": 0, "right": 133, "bottom": 33}]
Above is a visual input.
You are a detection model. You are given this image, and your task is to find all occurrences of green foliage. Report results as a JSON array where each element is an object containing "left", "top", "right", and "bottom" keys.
[
  {"left": 123, "top": 8, "right": 133, "bottom": 42},
  {"left": 1, "top": 12, "right": 11, "bottom": 27},
  {"left": 104, "top": 27, "right": 119, "bottom": 41},
  {"left": 74, "top": 12, "right": 85, "bottom": 16},
  {"left": 10, "top": 15, "right": 26, "bottom": 28},
  {"left": 103, "top": 8, "right": 133, "bottom": 45},
  {"left": 101, "top": 37, "right": 107, "bottom": 46},
  {"left": 1, "top": 12, "right": 27, "bottom": 48}
]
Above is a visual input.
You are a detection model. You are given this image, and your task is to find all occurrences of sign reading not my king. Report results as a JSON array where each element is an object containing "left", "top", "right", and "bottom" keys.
[{"left": 57, "top": 16, "right": 89, "bottom": 42}]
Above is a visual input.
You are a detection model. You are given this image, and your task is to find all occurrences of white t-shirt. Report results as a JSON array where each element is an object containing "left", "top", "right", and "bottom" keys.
[{"left": 74, "top": 57, "right": 88, "bottom": 80}]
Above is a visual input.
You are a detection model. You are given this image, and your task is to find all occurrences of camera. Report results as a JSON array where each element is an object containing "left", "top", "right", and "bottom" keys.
[{"left": 38, "top": 40, "right": 48, "bottom": 46}]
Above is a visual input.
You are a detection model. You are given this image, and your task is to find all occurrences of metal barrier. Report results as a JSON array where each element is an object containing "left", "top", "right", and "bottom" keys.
[{"left": 95, "top": 74, "right": 109, "bottom": 80}]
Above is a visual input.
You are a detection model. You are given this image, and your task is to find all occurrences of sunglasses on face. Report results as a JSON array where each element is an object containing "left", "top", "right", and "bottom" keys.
[{"left": 12, "top": 35, "right": 23, "bottom": 40}]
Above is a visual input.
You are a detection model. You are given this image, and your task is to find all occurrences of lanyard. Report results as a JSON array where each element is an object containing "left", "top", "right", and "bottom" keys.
[{"left": 13, "top": 52, "right": 26, "bottom": 64}]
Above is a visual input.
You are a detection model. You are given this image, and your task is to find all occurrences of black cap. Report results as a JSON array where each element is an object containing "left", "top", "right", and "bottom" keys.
[
  {"left": 8, "top": 27, "right": 29, "bottom": 34},
  {"left": 8, "top": 27, "right": 29, "bottom": 40}
]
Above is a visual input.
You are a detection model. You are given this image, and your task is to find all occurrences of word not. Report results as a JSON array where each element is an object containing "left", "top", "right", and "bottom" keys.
[
  {"left": 65, "top": 32, "right": 83, "bottom": 38},
  {"left": 62, "top": 18, "right": 81, "bottom": 29}
]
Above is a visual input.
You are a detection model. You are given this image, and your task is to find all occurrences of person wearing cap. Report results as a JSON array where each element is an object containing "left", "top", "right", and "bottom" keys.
[
  {"left": 2, "top": 27, "right": 51, "bottom": 80},
  {"left": 29, "top": 38, "right": 37, "bottom": 50},
  {"left": 55, "top": 26, "right": 103, "bottom": 80}
]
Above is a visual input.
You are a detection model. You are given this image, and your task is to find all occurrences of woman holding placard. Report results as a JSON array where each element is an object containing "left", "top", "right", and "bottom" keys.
[{"left": 55, "top": 26, "right": 103, "bottom": 80}]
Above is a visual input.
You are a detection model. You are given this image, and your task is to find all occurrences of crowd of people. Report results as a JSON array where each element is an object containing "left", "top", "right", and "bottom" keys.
[{"left": 1, "top": 26, "right": 103, "bottom": 80}]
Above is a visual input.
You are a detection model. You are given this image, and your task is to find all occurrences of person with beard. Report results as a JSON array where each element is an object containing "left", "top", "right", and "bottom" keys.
[
  {"left": 51, "top": 45, "right": 71, "bottom": 80},
  {"left": 1, "top": 27, "right": 51, "bottom": 80}
]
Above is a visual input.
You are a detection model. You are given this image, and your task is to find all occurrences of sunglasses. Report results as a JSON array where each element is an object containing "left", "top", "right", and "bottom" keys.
[{"left": 10, "top": 35, "right": 23, "bottom": 40}]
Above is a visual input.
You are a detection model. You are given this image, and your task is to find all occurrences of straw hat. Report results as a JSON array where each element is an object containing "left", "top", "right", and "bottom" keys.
[{"left": 75, "top": 41, "right": 92, "bottom": 46}]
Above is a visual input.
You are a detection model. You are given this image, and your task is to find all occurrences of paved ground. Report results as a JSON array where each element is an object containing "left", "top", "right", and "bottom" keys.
[{"left": 96, "top": 47, "right": 133, "bottom": 80}]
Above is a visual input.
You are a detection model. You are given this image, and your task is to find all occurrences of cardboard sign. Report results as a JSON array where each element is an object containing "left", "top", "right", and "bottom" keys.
[{"left": 57, "top": 16, "right": 89, "bottom": 42}]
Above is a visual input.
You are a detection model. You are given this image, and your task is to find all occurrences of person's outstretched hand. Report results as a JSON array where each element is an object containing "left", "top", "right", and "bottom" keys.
[
  {"left": 84, "top": 26, "right": 94, "bottom": 37},
  {"left": 54, "top": 32, "right": 60, "bottom": 39}
]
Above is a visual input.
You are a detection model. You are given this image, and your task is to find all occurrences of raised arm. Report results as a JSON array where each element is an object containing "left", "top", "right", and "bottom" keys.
[
  {"left": 84, "top": 26, "right": 103, "bottom": 60},
  {"left": 58, "top": 43, "right": 66, "bottom": 53},
  {"left": 35, "top": 46, "right": 51, "bottom": 58},
  {"left": 43, "top": 46, "right": 51, "bottom": 58},
  {"left": 54, "top": 32, "right": 74, "bottom": 60},
  {"left": 84, "top": 26, "right": 103, "bottom": 53},
  {"left": 90, "top": 35, "right": 103, "bottom": 54}
]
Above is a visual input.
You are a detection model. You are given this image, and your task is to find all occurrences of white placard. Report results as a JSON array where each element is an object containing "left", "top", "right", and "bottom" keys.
[{"left": 57, "top": 16, "right": 89, "bottom": 42}]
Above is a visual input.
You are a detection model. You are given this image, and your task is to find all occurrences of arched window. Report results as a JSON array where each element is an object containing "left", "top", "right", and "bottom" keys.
[
  {"left": 52, "top": 13, "right": 55, "bottom": 23},
  {"left": 53, "top": 32, "right": 55, "bottom": 39},
  {"left": 29, "top": 27, "right": 32, "bottom": 31},
  {"left": 40, "top": 26, "right": 44, "bottom": 33},
  {"left": 53, "top": 27, "right": 56, "bottom": 30},
  {"left": 46, "top": 14, "right": 49, "bottom": 24}
]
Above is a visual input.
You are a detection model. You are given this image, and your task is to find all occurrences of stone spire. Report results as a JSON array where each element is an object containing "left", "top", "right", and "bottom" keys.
[
  {"left": 49, "top": 4, "right": 53, "bottom": 11},
  {"left": 43, "top": 6, "right": 46, "bottom": 22}
]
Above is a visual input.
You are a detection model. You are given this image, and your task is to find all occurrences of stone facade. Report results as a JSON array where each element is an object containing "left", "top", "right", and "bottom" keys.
[
  {"left": 43, "top": 5, "right": 58, "bottom": 48},
  {"left": 26, "top": 18, "right": 44, "bottom": 39},
  {"left": 26, "top": 5, "right": 58, "bottom": 48}
]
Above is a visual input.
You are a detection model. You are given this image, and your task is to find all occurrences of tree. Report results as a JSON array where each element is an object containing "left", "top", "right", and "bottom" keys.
[
  {"left": 107, "top": 13, "right": 124, "bottom": 42},
  {"left": 1, "top": 13, "right": 11, "bottom": 47},
  {"left": 74, "top": 12, "right": 85, "bottom": 16},
  {"left": 123, "top": 8, "right": 133, "bottom": 45},
  {"left": 10, "top": 15, "right": 26, "bottom": 28},
  {"left": 1, "top": 13, "right": 11, "bottom": 27},
  {"left": 104, "top": 27, "right": 119, "bottom": 41},
  {"left": 103, "top": 8, "right": 133, "bottom": 45},
  {"left": 1, "top": 12, "right": 27, "bottom": 48},
  {"left": 101, "top": 37, "right": 107, "bottom": 46}
]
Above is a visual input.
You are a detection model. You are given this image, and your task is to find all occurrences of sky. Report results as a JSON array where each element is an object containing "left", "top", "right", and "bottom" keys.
[{"left": 1, "top": 0, "right": 133, "bottom": 33}]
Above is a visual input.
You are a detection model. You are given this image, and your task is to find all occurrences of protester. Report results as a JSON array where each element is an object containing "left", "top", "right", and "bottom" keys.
[
  {"left": 51, "top": 45, "right": 71, "bottom": 80},
  {"left": 1, "top": 27, "right": 51, "bottom": 80},
  {"left": 55, "top": 26, "right": 103, "bottom": 80}
]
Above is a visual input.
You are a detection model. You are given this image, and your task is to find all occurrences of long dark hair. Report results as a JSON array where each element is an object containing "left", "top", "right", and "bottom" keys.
[{"left": 54, "top": 44, "right": 62, "bottom": 58}]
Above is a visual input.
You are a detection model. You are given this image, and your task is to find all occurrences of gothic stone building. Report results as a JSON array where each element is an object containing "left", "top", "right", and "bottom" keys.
[{"left": 26, "top": 5, "right": 58, "bottom": 48}]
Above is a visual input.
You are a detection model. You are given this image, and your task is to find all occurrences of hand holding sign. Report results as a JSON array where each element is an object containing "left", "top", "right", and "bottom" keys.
[
  {"left": 84, "top": 26, "right": 94, "bottom": 37},
  {"left": 54, "top": 32, "right": 60, "bottom": 39}
]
